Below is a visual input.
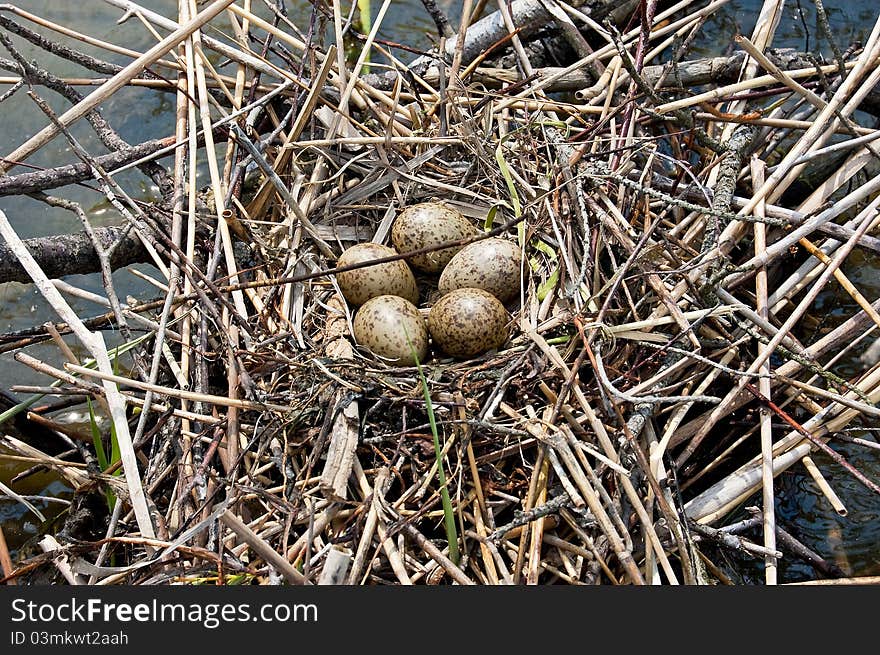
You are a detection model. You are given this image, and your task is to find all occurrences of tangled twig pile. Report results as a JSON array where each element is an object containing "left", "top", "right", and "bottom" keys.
[{"left": 1, "top": 0, "right": 880, "bottom": 585}]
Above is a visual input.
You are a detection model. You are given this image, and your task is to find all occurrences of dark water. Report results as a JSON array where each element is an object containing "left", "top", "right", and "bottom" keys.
[{"left": 0, "top": 0, "right": 878, "bottom": 582}]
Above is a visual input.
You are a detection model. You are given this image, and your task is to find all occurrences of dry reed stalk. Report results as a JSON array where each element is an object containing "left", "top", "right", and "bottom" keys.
[
  {"left": 64, "top": 363, "right": 297, "bottom": 413},
  {"left": 222, "top": 0, "right": 253, "bottom": 187},
  {"left": 169, "top": 0, "right": 200, "bottom": 532},
  {"left": 187, "top": 0, "right": 249, "bottom": 323},
  {"left": 510, "top": 431, "right": 547, "bottom": 583},
  {"left": 133, "top": 7, "right": 236, "bottom": 108},
  {"left": 525, "top": 423, "right": 550, "bottom": 584},
  {"left": 317, "top": 547, "right": 353, "bottom": 585},
  {"left": 0, "top": 210, "right": 156, "bottom": 541},
  {"left": 751, "top": 157, "right": 777, "bottom": 585},
  {"left": 494, "top": 0, "right": 723, "bottom": 112},
  {"left": 455, "top": 394, "right": 500, "bottom": 583},
  {"left": 785, "top": 576, "right": 880, "bottom": 586},
  {"left": 795, "top": 239, "right": 880, "bottom": 330},
  {"left": 778, "top": 376, "right": 880, "bottom": 419},
  {"left": 400, "top": 523, "right": 475, "bottom": 585},
  {"left": 355, "top": 468, "right": 408, "bottom": 582},
  {"left": 681, "top": 192, "right": 880, "bottom": 463},
  {"left": 693, "top": 112, "right": 877, "bottom": 134},
  {"left": 374, "top": 511, "right": 413, "bottom": 585},
  {"left": 122, "top": 3, "right": 193, "bottom": 485},
  {"left": 103, "top": 0, "right": 291, "bottom": 80},
  {"left": 38, "top": 536, "right": 85, "bottom": 585},
  {"left": 736, "top": 35, "right": 830, "bottom": 114},
  {"left": 719, "top": 0, "right": 783, "bottom": 124},
  {"left": 801, "top": 455, "right": 847, "bottom": 516},
  {"left": 657, "top": 59, "right": 858, "bottom": 115},
  {"left": 0, "top": 453, "right": 88, "bottom": 468},
  {"left": 0, "top": 435, "right": 91, "bottom": 489},
  {"left": 348, "top": 459, "right": 385, "bottom": 584}
]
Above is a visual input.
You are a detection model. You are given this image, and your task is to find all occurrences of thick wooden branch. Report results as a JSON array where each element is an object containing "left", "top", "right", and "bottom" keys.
[
  {"left": 0, "top": 226, "right": 149, "bottom": 284},
  {"left": 460, "top": 50, "right": 808, "bottom": 92},
  {"left": 0, "top": 138, "right": 173, "bottom": 197},
  {"left": 429, "top": 0, "right": 636, "bottom": 70},
  {"left": 457, "top": 49, "right": 880, "bottom": 117},
  {"left": 361, "top": 0, "right": 637, "bottom": 89}
]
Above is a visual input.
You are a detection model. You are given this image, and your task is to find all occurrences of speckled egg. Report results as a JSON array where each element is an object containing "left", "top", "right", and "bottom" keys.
[
  {"left": 427, "top": 288, "right": 509, "bottom": 359},
  {"left": 353, "top": 295, "right": 429, "bottom": 365},
  {"left": 336, "top": 243, "right": 419, "bottom": 306},
  {"left": 438, "top": 238, "right": 523, "bottom": 303},
  {"left": 391, "top": 202, "right": 479, "bottom": 273}
]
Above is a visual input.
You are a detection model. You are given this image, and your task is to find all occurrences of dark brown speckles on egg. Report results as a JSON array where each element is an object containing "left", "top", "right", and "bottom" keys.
[
  {"left": 391, "top": 202, "right": 478, "bottom": 273},
  {"left": 428, "top": 288, "right": 509, "bottom": 359},
  {"left": 438, "top": 237, "right": 523, "bottom": 303},
  {"left": 336, "top": 243, "right": 419, "bottom": 306},
  {"left": 353, "top": 295, "right": 428, "bottom": 365}
]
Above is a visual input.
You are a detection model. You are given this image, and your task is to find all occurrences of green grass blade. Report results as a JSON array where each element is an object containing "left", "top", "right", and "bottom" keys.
[
  {"left": 403, "top": 327, "right": 460, "bottom": 565},
  {"left": 494, "top": 143, "right": 522, "bottom": 220},
  {"left": 88, "top": 398, "right": 109, "bottom": 471},
  {"left": 416, "top": 362, "right": 461, "bottom": 565},
  {"left": 88, "top": 398, "right": 117, "bottom": 510},
  {"left": 483, "top": 205, "right": 499, "bottom": 231},
  {"left": 109, "top": 347, "right": 122, "bottom": 468},
  {"left": 537, "top": 266, "right": 560, "bottom": 301},
  {"left": 357, "top": 0, "right": 371, "bottom": 72}
]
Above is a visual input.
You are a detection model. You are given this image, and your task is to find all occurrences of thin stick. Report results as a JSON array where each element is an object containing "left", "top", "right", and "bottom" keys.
[
  {"left": 65, "top": 362, "right": 300, "bottom": 413},
  {"left": 220, "top": 510, "right": 310, "bottom": 585},
  {"left": 400, "top": 523, "right": 475, "bottom": 585},
  {"left": 104, "top": 0, "right": 290, "bottom": 80},
  {"left": 187, "top": 0, "right": 249, "bottom": 322},
  {"left": 1, "top": 4, "right": 181, "bottom": 70}
]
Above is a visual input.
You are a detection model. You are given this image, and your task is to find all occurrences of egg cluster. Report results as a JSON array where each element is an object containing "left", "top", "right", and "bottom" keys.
[{"left": 335, "top": 202, "right": 523, "bottom": 365}]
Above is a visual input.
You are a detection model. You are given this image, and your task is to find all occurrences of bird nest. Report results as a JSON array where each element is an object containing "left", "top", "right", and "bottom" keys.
[{"left": 2, "top": 0, "right": 880, "bottom": 586}]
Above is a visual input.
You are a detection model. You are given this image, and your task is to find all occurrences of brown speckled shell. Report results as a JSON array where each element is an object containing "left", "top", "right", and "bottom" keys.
[
  {"left": 391, "top": 202, "right": 478, "bottom": 273},
  {"left": 428, "top": 288, "right": 509, "bottom": 359},
  {"left": 438, "top": 238, "right": 523, "bottom": 303},
  {"left": 353, "top": 295, "right": 429, "bottom": 366},
  {"left": 336, "top": 243, "right": 419, "bottom": 306}
]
